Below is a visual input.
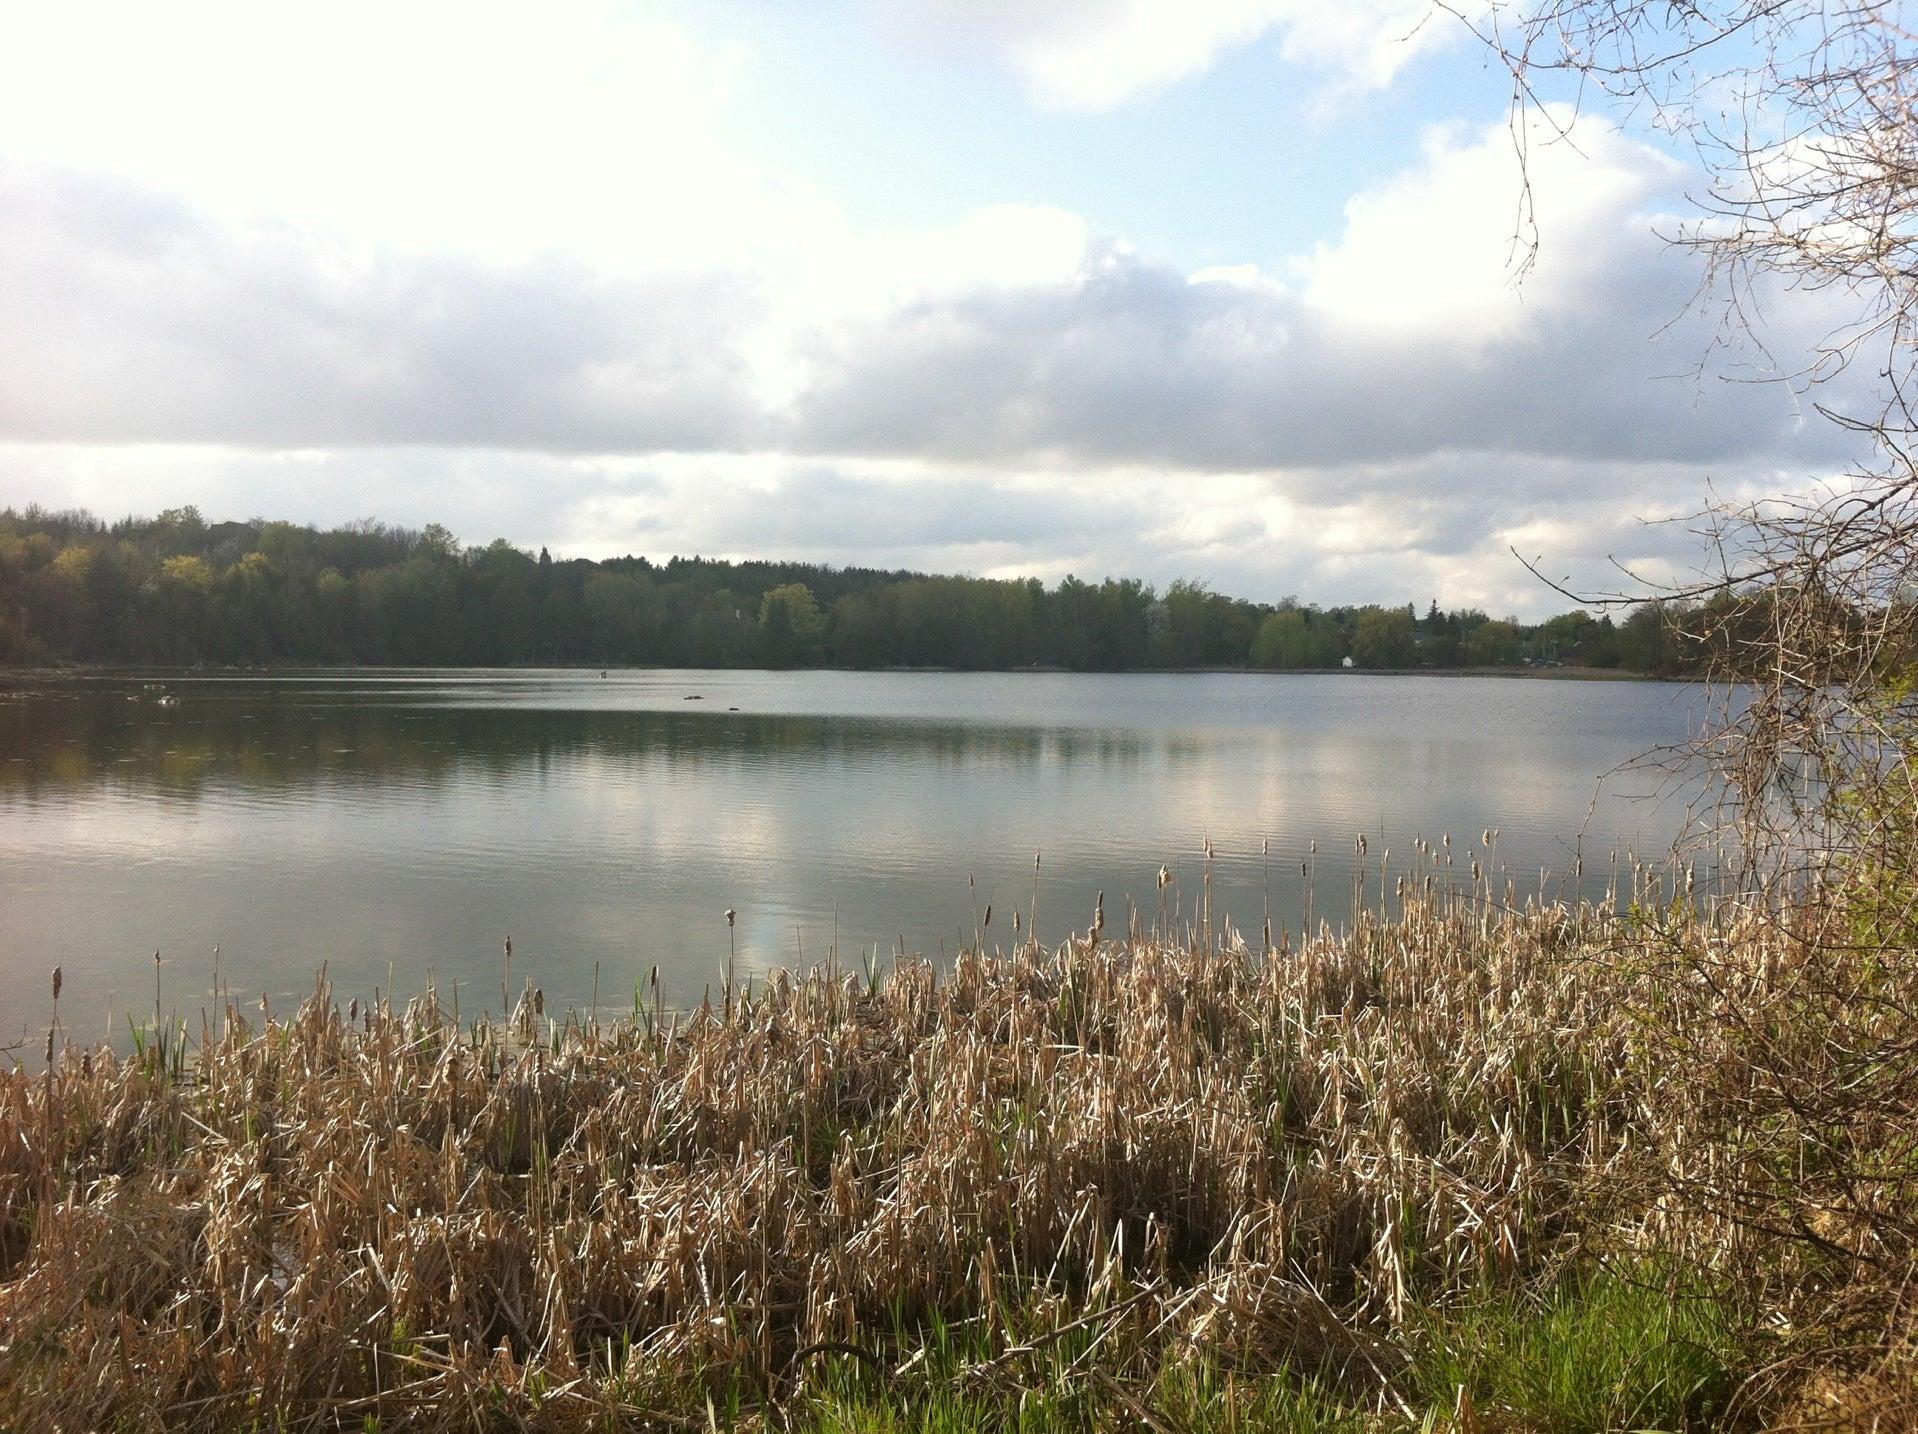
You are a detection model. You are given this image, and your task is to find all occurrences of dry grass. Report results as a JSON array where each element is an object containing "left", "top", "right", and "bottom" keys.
[{"left": 0, "top": 880, "right": 1901, "bottom": 1430}]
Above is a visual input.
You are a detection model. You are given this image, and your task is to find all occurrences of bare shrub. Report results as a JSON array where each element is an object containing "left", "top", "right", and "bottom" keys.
[{"left": 1463, "top": 0, "right": 1918, "bottom": 1412}]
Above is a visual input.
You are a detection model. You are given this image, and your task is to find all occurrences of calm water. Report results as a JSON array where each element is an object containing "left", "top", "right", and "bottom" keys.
[{"left": 0, "top": 669, "right": 1708, "bottom": 1045}]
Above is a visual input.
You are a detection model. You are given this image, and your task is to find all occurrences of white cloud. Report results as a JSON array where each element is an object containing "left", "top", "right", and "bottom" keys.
[
  {"left": 872, "top": 0, "right": 1457, "bottom": 109},
  {"left": 0, "top": 104, "right": 1850, "bottom": 480},
  {"left": 0, "top": 440, "right": 1778, "bottom": 619},
  {"left": 0, "top": 4, "right": 1870, "bottom": 613},
  {"left": 0, "top": 1, "right": 839, "bottom": 276},
  {"left": 1299, "top": 108, "right": 1684, "bottom": 330},
  {"left": 785, "top": 109, "right": 1856, "bottom": 473}
]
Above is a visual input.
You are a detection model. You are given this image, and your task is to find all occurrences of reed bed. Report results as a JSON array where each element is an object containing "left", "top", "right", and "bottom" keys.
[{"left": 0, "top": 884, "right": 1896, "bottom": 1430}]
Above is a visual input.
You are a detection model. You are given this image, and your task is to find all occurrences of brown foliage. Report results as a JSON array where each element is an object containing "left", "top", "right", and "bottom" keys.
[{"left": 1, "top": 891, "right": 1644, "bottom": 1430}]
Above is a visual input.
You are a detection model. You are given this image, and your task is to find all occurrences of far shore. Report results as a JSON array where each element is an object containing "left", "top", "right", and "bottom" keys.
[{"left": 1, "top": 661, "right": 1681, "bottom": 682}]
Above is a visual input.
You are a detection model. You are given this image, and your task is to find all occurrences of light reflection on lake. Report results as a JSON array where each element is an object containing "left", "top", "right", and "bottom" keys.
[{"left": 0, "top": 669, "right": 1710, "bottom": 1046}]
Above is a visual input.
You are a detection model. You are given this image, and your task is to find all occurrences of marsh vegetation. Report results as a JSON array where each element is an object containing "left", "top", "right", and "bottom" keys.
[{"left": 4, "top": 857, "right": 1911, "bottom": 1430}]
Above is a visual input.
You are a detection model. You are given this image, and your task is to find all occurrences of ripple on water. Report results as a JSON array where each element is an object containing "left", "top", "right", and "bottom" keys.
[{"left": 0, "top": 670, "right": 1709, "bottom": 1035}]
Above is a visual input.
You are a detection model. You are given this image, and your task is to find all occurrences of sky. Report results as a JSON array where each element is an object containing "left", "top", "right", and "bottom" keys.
[{"left": 0, "top": 0, "right": 1870, "bottom": 615}]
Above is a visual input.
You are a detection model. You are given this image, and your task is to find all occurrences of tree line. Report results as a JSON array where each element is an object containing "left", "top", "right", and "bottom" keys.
[{"left": 0, "top": 506, "right": 1703, "bottom": 673}]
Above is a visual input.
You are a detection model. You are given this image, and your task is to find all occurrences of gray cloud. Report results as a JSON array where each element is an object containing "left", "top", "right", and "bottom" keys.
[
  {"left": 677, "top": 467, "right": 1138, "bottom": 556},
  {"left": 0, "top": 140, "right": 1881, "bottom": 615},
  {"left": 0, "top": 440, "right": 1767, "bottom": 617},
  {"left": 787, "top": 241, "right": 1850, "bottom": 472},
  {"left": 0, "top": 164, "right": 768, "bottom": 451},
  {"left": 0, "top": 158, "right": 1858, "bottom": 478}
]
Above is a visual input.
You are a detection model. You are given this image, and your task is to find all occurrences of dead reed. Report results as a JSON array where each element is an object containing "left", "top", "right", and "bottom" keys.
[{"left": 0, "top": 879, "right": 1896, "bottom": 1430}]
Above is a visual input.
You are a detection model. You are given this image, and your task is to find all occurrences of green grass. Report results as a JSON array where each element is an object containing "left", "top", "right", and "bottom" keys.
[
  {"left": 1407, "top": 1270, "right": 1741, "bottom": 1433},
  {"left": 776, "top": 1274, "right": 1741, "bottom": 1432},
  {"left": 796, "top": 1381, "right": 1365, "bottom": 1434},
  {"left": 794, "top": 1343, "right": 1368, "bottom": 1434}
]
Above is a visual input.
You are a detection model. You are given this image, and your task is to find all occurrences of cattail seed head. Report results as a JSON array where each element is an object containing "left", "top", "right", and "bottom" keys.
[{"left": 51, "top": 966, "right": 61, "bottom": 1002}]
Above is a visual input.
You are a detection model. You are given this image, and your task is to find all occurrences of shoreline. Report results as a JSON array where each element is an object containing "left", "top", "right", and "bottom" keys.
[
  {"left": 0, "top": 660, "right": 1683, "bottom": 683},
  {"left": 2, "top": 899, "right": 1758, "bottom": 1429}
]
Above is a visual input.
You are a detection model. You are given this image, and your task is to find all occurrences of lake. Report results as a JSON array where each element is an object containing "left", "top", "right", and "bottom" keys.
[{"left": 0, "top": 669, "right": 1710, "bottom": 1047}]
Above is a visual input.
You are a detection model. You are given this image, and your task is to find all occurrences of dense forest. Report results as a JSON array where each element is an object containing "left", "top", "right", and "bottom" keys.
[{"left": 0, "top": 506, "right": 1702, "bottom": 673}]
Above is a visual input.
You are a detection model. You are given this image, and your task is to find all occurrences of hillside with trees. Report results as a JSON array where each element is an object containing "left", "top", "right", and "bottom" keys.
[{"left": 0, "top": 506, "right": 1699, "bottom": 674}]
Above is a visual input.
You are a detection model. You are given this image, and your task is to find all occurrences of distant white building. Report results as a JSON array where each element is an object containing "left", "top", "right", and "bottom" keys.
[{"left": 1341, "top": 655, "right": 1355, "bottom": 669}]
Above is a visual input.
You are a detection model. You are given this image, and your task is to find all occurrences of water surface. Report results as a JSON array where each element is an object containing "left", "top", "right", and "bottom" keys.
[{"left": 0, "top": 669, "right": 1708, "bottom": 1046}]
